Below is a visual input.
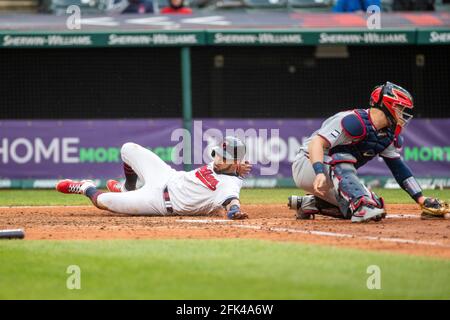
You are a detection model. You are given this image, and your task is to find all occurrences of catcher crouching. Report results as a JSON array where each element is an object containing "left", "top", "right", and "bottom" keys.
[
  {"left": 289, "top": 82, "right": 449, "bottom": 222},
  {"left": 56, "top": 136, "right": 251, "bottom": 220}
]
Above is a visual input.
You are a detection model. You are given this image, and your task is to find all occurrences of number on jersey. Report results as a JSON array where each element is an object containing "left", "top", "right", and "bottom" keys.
[{"left": 195, "top": 165, "right": 219, "bottom": 191}]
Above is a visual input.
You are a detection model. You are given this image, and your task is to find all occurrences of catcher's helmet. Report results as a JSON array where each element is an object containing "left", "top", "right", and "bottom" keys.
[
  {"left": 369, "top": 82, "right": 414, "bottom": 128},
  {"left": 211, "top": 136, "right": 246, "bottom": 162}
]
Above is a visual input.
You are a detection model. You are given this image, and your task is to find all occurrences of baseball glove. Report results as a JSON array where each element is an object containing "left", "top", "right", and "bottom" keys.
[{"left": 420, "top": 197, "right": 450, "bottom": 220}]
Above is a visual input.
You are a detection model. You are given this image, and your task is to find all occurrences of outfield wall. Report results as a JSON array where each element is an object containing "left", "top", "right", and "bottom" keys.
[{"left": 1, "top": 18, "right": 449, "bottom": 187}]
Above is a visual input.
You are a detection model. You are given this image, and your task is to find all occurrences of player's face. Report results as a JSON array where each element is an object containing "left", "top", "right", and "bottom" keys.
[{"left": 213, "top": 156, "right": 239, "bottom": 174}]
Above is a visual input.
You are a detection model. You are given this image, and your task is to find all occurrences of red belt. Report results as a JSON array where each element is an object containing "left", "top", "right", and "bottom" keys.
[{"left": 163, "top": 186, "right": 173, "bottom": 214}]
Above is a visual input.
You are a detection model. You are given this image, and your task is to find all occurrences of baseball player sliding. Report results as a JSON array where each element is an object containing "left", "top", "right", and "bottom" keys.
[
  {"left": 56, "top": 136, "right": 251, "bottom": 220},
  {"left": 289, "top": 82, "right": 449, "bottom": 222}
]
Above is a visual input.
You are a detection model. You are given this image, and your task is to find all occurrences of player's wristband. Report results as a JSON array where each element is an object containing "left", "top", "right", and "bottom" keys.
[{"left": 312, "top": 162, "right": 325, "bottom": 175}]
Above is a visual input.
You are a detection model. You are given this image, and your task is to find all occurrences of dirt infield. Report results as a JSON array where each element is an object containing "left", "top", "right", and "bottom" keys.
[{"left": 1, "top": 204, "right": 450, "bottom": 258}]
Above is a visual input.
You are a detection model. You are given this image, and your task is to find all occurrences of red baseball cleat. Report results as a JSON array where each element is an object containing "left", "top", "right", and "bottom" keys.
[
  {"left": 56, "top": 179, "right": 95, "bottom": 195},
  {"left": 106, "top": 179, "right": 123, "bottom": 193}
]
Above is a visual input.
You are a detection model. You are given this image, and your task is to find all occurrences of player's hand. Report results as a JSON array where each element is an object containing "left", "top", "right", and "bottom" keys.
[
  {"left": 313, "top": 173, "right": 328, "bottom": 197},
  {"left": 227, "top": 204, "right": 248, "bottom": 220},
  {"left": 420, "top": 197, "right": 450, "bottom": 219},
  {"left": 237, "top": 161, "right": 252, "bottom": 177}
]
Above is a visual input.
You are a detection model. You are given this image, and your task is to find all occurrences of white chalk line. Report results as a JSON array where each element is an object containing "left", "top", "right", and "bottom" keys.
[
  {"left": 177, "top": 219, "right": 449, "bottom": 248},
  {"left": 385, "top": 214, "right": 419, "bottom": 219}
]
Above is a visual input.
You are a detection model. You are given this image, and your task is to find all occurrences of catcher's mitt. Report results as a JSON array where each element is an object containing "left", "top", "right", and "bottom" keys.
[{"left": 420, "top": 197, "right": 450, "bottom": 220}]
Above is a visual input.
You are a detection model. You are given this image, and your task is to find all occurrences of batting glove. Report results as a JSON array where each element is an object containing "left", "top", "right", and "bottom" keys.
[{"left": 227, "top": 204, "right": 248, "bottom": 220}]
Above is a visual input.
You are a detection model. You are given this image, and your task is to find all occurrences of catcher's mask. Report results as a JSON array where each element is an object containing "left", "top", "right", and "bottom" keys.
[
  {"left": 211, "top": 136, "right": 246, "bottom": 162},
  {"left": 369, "top": 81, "right": 414, "bottom": 128}
]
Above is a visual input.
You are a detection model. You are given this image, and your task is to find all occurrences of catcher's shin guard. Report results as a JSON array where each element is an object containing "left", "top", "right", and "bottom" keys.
[
  {"left": 288, "top": 195, "right": 343, "bottom": 220},
  {"left": 330, "top": 154, "right": 385, "bottom": 222}
]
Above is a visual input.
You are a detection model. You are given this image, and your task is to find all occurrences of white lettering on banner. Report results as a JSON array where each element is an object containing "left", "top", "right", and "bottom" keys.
[
  {"left": 10, "top": 138, "right": 33, "bottom": 164},
  {"left": 35, "top": 138, "right": 59, "bottom": 163},
  {"left": 429, "top": 31, "right": 450, "bottom": 43},
  {"left": 0, "top": 138, "right": 7, "bottom": 163},
  {"left": 153, "top": 34, "right": 197, "bottom": 45},
  {"left": 0, "top": 138, "right": 80, "bottom": 164},
  {"left": 319, "top": 33, "right": 362, "bottom": 44},
  {"left": 213, "top": 33, "right": 303, "bottom": 44},
  {"left": 108, "top": 34, "right": 153, "bottom": 45},
  {"left": 258, "top": 33, "right": 303, "bottom": 44},
  {"left": 0, "top": 134, "right": 307, "bottom": 170},
  {"left": 3, "top": 35, "right": 91, "bottom": 47},
  {"left": 214, "top": 33, "right": 258, "bottom": 44},
  {"left": 108, "top": 34, "right": 197, "bottom": 46},
  {"left": 3, "top": 35, "right": 46, "bottom": 46},
  {"left": 319, "top": 32, "right": 408, "bottom": 44},
  {"left": 47, "top": 35, "right": 92, "bottom": 46},
  {"left": 62, "top": 138, "right": 80, "bottom": 163}
]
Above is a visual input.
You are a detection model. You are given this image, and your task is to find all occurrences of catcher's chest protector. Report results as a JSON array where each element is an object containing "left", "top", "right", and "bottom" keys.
[{"left": 330, "top": 109, "right": 395, "bottom": 168}]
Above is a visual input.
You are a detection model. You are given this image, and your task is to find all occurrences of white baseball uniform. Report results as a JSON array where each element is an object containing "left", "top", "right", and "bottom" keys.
[{"left": 97, "top": 142, "right": 243, "bottom": 215}]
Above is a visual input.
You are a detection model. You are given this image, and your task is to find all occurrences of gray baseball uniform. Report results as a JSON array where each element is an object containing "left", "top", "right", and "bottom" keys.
[{"left": 292, "top": 110, "right": 400, "bottom": 206}]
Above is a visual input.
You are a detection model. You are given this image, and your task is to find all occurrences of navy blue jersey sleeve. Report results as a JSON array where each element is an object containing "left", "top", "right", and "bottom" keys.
[{"left": 383, "top": 157, "right": 423, "bottom": 201}]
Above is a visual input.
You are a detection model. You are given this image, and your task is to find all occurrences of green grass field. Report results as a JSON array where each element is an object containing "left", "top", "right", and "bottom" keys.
[
  {"left": 1, "top": 188, "right": 449, "bottom": 206},
  {"left": 1, "top": 239, "right": 450, "bottom": 299},
  {"left": 1, "top": 188, "right": 450, "bottom": 299}
]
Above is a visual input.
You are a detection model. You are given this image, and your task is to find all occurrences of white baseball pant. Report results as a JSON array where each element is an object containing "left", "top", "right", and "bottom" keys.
[{"left": 97, "top": 142, "right": 177, "bottom": 215}]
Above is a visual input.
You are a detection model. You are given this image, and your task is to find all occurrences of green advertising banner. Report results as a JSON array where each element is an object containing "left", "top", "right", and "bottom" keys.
[
  {"left": 207, "top": 29, "right": 416, "bottom": 46},
  {"left": 1, "top": 29, "right": 447, "bottom": 48},
  {"left": 0, "top": 31, "right": 206, "bottom": 48},
  {"left": 417, "top": 29, "right": 450, "bottom": 45}
]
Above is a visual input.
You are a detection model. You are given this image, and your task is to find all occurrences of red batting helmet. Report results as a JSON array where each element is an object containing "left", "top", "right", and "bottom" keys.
[{"left": 369, "top": 82, "right": 414, "bottom": 128}]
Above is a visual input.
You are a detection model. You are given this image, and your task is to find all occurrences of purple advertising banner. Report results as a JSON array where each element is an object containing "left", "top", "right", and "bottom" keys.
[{"left": 0, "top": 119, "right": 449, "bottom": 180}]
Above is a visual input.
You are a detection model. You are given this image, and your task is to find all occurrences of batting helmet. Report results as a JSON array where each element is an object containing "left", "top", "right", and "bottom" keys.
[
  {"left": 369, "top": 82, "right": 414, "bottom": 128},
  {"left": 211, "top": 136, "right": 246, "bottom": 162}
]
